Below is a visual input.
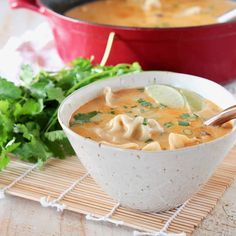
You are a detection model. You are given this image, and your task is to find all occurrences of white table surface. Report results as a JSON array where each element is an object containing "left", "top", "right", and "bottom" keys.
[{"left": 0, "top": 1, "right": 236, "bottom": 235}]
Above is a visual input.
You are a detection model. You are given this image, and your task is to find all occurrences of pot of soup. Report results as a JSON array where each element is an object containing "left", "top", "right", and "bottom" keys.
[{"left": 9, "top": 0, "right": 236, "bottom": 84}]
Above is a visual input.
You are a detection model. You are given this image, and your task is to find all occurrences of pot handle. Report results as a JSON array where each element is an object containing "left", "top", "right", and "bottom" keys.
[{"left": 9, "top": 0, "right": 45, "bottom": 14}]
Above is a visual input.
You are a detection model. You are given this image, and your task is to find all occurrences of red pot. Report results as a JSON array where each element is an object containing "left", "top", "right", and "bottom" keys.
[{"left": 9, "top": 0, "right": 236, "bottom": 84}]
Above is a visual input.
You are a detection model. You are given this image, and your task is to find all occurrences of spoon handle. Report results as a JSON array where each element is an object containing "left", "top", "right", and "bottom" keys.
[
  {"left": 217, "top": 8, "right": 236, "bottom": 23},
  {"left": 204, "top": 105, "right": 236, "bottom": 126}
]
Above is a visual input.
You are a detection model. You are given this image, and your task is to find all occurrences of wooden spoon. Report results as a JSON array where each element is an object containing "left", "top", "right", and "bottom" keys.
[{"left": 204, "top": 105, "right": 236, "bottom": 126}]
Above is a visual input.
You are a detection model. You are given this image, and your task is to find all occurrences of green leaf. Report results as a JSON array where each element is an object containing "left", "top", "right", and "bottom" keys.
[
  {"left": 0, "top": 100, "right": 9, "bottom": 113},
  {"left": 0, "top": 112, "right": 13, "bottom": 145},
  {"left": 14, "top": 138, "right": 52, "bottom": 163},
  {"left": 44, "top": 130, "right": 67, "bottom": 142},
  {"left": 0, "top": 58, "right": 142, "bottom": 170},
  {"left": 14, "top": 99, "right": 44, "bottom": 117},
  {"left": 0, "top": 155, "right": 10, "bottom": 171},
  {"left": 71, "top": 111, "right": 99, "bottom": 125},
  {"left": 46, "top": 138, "right": 75, "bottom": 159},
  {"left": 14, "top": 122, "right": 41, "bottom": 144},
  {"left": 164, "top": 122, "right": 174, "bottom": 128},
  {"left": 47, "top": 87, "right": 65, "bottom": 103},
  {"left": 145, "top": 138, "right": 153, "bottom": 143},
  {"left": 143, "top": 118, "right": 148, "bottom": 126},
  {"left": 20, "top": 64, "right": 34, "bottom": 86},
  {"left": 180, "top": 113, "right": 191, "bottom": 119},
  {"left": 0, "top": 78, "right": 22, "bottom": 100},
  {"left": 5, "top": 142, "right": 21, "bottom": 153},
  {"left": 108, "top": 111, "right": 115, "bottom": 115},
  {"left": 36, "top": 159, "right": 44, "bottom": 168},
  {"left": 14, "top": 124, "right": 33, "bottom": 140},
  {"left": 160, "top": 103, "right": 168, "bottom": 108},
  {"left": 71, "top": 58, "right": 93, "bottom": 71},
  {"left": 178, "top": 121, "right": 190, "bottom": 126},
  {"left": 137, "top": 98, "right": 153, "bottom": 107},
  {"left": 0, "top": 138, "right": 20, "bottom": 171},
  {"left": 30, "top": 79, "right": 54, "bottom": 99}
]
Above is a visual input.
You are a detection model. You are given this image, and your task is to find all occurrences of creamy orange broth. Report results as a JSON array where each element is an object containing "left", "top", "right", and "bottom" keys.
[
  {"left": 65, "top": 0, "right": 236, "bottom": 28},
  {"left": 70, "top": 88, "right": 232, "bottom": 150}
]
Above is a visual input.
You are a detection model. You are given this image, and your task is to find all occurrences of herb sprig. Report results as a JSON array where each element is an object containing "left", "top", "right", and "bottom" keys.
[{"left": 0, "top": 58, "right": 141, "bottom": 170}]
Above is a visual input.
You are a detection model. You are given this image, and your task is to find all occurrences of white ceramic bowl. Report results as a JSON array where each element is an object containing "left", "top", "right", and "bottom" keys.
[{"left": 58, "top": 71, "right": 236, "bottom": 212}]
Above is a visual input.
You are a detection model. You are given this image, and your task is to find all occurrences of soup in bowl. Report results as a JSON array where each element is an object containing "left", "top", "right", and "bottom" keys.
[{"left": 58, "top": 71, "right": 236, "bottom": 212}]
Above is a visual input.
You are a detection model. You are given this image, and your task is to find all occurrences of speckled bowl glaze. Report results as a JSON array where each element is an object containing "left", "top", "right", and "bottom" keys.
[{"left": 58, "top": 71, "right": 236, "bottom": 212}]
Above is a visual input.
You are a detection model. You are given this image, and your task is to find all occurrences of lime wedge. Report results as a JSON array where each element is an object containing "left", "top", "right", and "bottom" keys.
[
  {"left": 145, "top": 84, "right": 185, "bottom": 108},
  {"left": 180, "top": 89, "right": 203, "bottom": 112}
]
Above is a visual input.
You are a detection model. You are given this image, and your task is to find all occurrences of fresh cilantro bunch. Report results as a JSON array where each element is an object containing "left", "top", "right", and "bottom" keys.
[{"left": 0, "top": 58, "right": 141, "bottom": 170}]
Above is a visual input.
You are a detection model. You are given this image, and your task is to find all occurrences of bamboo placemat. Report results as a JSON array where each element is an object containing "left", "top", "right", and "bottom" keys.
[{"left": 1, "top": 147, "right": 236, "bottom": 236}]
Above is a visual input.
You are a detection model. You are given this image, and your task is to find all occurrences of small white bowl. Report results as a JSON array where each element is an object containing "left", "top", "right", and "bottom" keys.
[{"left": 58, "top": 71, "right": 236, "bottom": 212}]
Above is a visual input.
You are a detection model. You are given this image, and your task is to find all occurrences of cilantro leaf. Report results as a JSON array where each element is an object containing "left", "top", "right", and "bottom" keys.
[
  {"left": 145, "top": 138, "right": 153, "bottom": 143},
  {"left": 46, "top": 138, "right": 74, "bottom": 159},
  {"left": 0, "top": 156, "right": 10, "bottom": 171},
  {"left": 13, "top": 124, "right": 33, "bottom": 140},
  {"left": 71, "top": 111, "right": 99, "bottom": 125},
  {"left": 178, "top": 121, "right": 190, "bottom": 126},
  {"left": 180, "top": 113, "right": 191, "bottom": 119},
  {"left": 20, "top": 64, "right": 34, "bottom": 86},
  {"left": 0, "top": 78, "right": 22, "bottom": 100},
  {"left": 47, "top": 87, "right": 65, "bottom": 103},
  {"left": 0, "top": 112, "right": 13, "bottom": 145},
  {"left": 14, "top": 99, "right": 44, "bottom": 117},
  {"left": 0, "top": 58, "right": 141, "bottom": 170},
  {"left": 30, "top": 79, "right": 54, "bottom": 99},
  {"left": 164, "top": 122, "right": 174, "bottom": 128},
  {"left": 0, "top": 139, "right": 20, "bottom": 171},
  {"left": 44, "top": 130, "right": 67, "bottom": 142},
  {"left": 143, "top": 118, "right": 148, "bottom": 126},
  {"left": 14, "top": 138, "right": 52, "bottom": 163},
  {"left": 0, "top": 100, "right": 9, "bottom": 113},
  {"left": 137, "top": 98, "right": 153, "bottom": 107}
]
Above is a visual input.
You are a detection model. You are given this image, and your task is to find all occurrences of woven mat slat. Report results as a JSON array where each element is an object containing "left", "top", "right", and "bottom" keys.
[{"left": 1, "top": 146, "right": 236, "bottom": 235}]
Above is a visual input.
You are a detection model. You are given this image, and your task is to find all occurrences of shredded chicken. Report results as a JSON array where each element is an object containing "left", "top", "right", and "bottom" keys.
[{"left": 104, "top": 87, "right": 117, "bottom": 108}]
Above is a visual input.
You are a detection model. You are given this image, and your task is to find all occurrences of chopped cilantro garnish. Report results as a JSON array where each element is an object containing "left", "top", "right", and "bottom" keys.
[
  {"left": 140, "top": 108, "right": 146, "bottom": 113},
  {"left": 178, "top": 121, "right": 190, "bottom": 126},
  {"left": 143, "top": 118, "right": 148, "bottom": 126},
  {"left": 145, "top": 138, "right": 153, "bottom": 143},
  {"left": 164, "top": 122, "right": 174, "bottom": 128},
  {"left": 160, "top": 103, "right": 168, "bottom": 108},
  {"left": 191, "top": 113, "right": 199, "bottom": 120},
  {"left": 137, "top": 98, "right": 153, "bottom": 107},
  {"left": 180, "top": 113, "right": 191, "bottom": 119},
  {"left": 188, "top": 113, "right": 200, "bottom": 121},
  {"left": 72, "top": 111, "right": 99, "bottom": 125},
  {"left": 180, "top": 113, "right": 199, "bottom": 121},
  {"left": 109, "top": 111, "right": 115, "bottom": 115},
  {"left": 137, "top": 88, "right": 145, "bottom": 92},
  {"left": 123, "top": 105, "right": 128, "bottom": 109},
  {"left": 131, "top": 105, "right": 137, "bottom": 108}
]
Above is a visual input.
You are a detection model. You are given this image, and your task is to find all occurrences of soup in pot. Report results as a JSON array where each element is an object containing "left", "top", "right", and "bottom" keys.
[
  {"left": 69, "top": 84, "right": 232, "bottom": 151},
  {"left": 65, "top": 0, "right": 236, "bottom": 28}
]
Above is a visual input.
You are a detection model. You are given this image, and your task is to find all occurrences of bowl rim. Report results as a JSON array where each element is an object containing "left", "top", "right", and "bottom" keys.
[{"left": 58, "top": 71, "right": 236, "bottom": 155}]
